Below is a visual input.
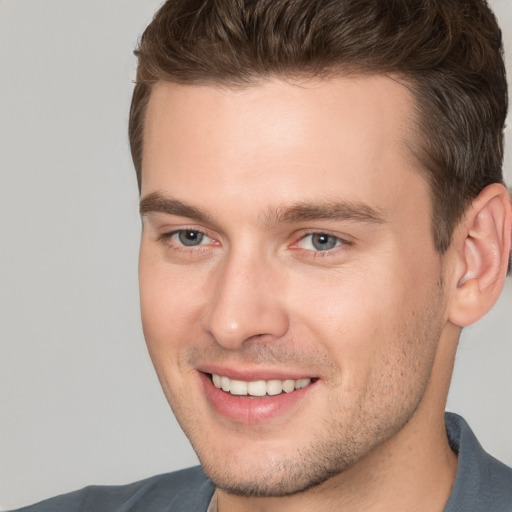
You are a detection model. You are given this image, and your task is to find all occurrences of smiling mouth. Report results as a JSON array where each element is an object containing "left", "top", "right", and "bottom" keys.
[{"left": 210, "top": 374, "right": 315, "bottom": 397}]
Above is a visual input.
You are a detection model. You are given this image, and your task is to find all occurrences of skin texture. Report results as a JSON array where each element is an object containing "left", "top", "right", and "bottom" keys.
[{"left": 138, "top": 76, "right": 465, "bottom": 512}]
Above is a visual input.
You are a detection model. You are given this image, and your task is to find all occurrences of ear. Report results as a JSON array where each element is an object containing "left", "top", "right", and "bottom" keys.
[{"left": 447, "top": 183, "right": 512, "bottom": 327}]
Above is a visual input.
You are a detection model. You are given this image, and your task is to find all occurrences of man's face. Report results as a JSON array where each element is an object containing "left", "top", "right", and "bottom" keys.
[{"left": 139, "top": 76, "right": 451, "bottom": 496}]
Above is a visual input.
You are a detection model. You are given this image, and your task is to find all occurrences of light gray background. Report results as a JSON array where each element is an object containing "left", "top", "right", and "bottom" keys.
[{"left": 0, "top": 0, "right": 511, "bottom": 509}]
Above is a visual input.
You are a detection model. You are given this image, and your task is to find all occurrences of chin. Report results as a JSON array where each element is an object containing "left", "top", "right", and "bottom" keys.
[
  {"left": 202, "top": 458, "right": 341, "bottom": 498},
  {"left": 192, "top": 429, "right": 368, "bottom": 498}
]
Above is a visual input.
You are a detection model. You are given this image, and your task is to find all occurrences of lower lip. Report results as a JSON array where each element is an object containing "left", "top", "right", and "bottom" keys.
[{"left": 199, "top": 372, "right": 315, "bottom": 424}]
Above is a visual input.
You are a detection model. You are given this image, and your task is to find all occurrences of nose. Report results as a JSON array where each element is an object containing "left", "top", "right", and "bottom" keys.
[{"left": 200, "top": 250, "right": 289, "bottom": 350}]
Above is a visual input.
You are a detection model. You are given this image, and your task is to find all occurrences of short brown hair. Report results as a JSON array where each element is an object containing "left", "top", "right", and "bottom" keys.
[{"left": 129, "top": 0, "right": 508, "bottom": 253}]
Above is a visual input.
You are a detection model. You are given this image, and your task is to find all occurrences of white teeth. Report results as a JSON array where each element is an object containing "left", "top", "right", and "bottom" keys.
[
  {"left": 221, "top": 376, "right": 230, "bottom": 392},
  {"left": 266, "top": 380, "right": 283, "bottom": 396},
  {"left": 212, "top": 374, "right": 221, "bottom": 388},
  {"left": 295, "top": 378, "right": 311, "bottom": 390},
  {"left": 247, "top": 380, "right": 267, "bottom": 397},
  {"left": 211, "top": 374, "right": 312, "bottom": 396},
  {"left": 229, "top": 379, "right": 248, "bottom": 395},
  {"left": 282, "top": 380, "right": 295, "bottom": 393}
]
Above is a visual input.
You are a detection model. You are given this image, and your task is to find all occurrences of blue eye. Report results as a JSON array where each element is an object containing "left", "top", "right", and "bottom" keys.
[
  {"left": 311, "top": 233, "right": 339, "bottom": 250},
  {"left": 158, "top": 228, "right": 217, "bottom": 253},
  {"left": 175, "top": 230, "right": 207, "bottom": 247},
  {"left": 298, "top": 233, "right": 342, "bottom": 251}
]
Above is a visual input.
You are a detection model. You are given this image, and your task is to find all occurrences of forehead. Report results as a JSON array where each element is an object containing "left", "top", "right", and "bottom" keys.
[{"left": 141, "top": 76, "right": 427, "bottom": 223}]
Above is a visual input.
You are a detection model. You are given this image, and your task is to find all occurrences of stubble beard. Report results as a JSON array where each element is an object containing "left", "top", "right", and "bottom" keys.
[
  {"left": 199, "top": 424, "right": 380, "bottom": 498},
  {"left": 170, "top": 286, "right": 446, "bottom": 498}
]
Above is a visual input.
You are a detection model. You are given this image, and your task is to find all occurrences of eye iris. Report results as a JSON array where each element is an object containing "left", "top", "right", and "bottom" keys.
[
  {"left": 311, "top": 233, "right": 337, "bottom": 251},
  {"left": 178, "top": 230, "right": 204, "bottom": 246}
]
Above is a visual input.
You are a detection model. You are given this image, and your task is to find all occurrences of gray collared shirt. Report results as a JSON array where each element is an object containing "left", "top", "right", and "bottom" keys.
[
  {"left": 10, "top": 413, "right": 512, "bottom": 511},
  {"left": 443, "top": 413, "right": 512, "bottom": 511}
]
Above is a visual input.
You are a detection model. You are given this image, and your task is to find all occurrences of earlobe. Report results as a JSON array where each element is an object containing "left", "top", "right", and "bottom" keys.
[{"left": 448, "top": 183, "right": 512, "bottom": 327}]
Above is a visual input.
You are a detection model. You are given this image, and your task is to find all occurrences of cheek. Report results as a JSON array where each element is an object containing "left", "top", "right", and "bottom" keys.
[
  {"left": 139, "top": 249, "right": 205, "bottom": 362},
  {"left": 288, "top": 258, "right": 439, "bottom": 383},
  {"left": 288, "top": 265, "right": 390, "bottom": 349},
  {"left": 138, "top": 261, "right": 208, "bottom": 419}
]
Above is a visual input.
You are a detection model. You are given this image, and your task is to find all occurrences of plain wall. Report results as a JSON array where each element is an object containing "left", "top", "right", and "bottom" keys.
[{"left": 0, "top": 0, "right": 511, "bottom": 509}]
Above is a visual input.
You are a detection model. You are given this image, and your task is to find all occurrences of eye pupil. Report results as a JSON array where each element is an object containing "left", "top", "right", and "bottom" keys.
[
  {"left": 311, "top": 233, "right": 337, "bottom": 251},
  {"left": 178, "top": 230, "right": 204, "bottom": 246}
]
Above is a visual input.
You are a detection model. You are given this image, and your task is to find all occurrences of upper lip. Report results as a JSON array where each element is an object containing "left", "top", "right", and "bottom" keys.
[{"left": 198, "top": 365, "right": 316, "bottom": 382}]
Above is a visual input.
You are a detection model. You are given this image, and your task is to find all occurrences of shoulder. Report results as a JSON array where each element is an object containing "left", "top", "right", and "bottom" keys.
[
  {"left": 10, "top": 466, "right": 215, "bottom": 512},
  {"left": 444, "top": 413, "right": 512, "bottom": 512}
]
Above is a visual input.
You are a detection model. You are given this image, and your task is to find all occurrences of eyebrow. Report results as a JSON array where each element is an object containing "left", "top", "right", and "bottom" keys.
[
  {"left": 140, "top": 192, "right": 211, "bottom": 223},
  {"left": 140, "top": 191, "right": 385, "bottom": 226},
  {"left": 264, "top": 201, "right": 385, "bottom": 225}
]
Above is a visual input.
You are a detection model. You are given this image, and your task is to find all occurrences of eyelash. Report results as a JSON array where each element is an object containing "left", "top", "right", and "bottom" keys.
[
  {"left": 293, "top": 232, "right": 348, "bottom": 253},
  {"left": 158, "top": 229, "right": 351, "bottom": 257},
  {"left": 158, "top": 228, "right": 216, "bottom": 250}
]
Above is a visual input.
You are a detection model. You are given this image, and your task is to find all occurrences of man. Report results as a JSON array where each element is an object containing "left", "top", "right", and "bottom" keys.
[{"left": 13, "top": 0, "right": 512, "bottom": 511}]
